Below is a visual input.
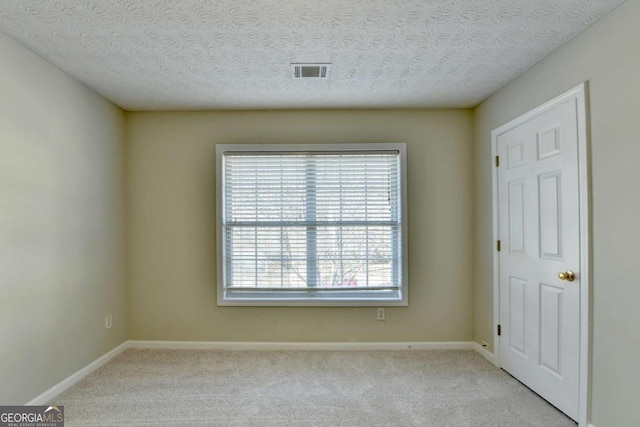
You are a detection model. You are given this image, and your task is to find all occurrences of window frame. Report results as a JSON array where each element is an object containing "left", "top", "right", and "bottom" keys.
[{"left": 215, "top": 143, "right": 408, "bottom": 306}]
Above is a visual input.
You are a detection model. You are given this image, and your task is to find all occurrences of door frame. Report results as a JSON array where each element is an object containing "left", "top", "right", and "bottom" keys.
[{"left": 491, "top": 82, "right": 591, "bottom": 426}]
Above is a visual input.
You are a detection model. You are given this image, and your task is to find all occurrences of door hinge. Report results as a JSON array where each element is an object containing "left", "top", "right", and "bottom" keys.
[
  {"left": 495, "top": 155, "right": 500, "bottom": 167},
  {"left": 497, "top": 324, "right": 502, "bottom": 336},
  {"left": 497, "top": 240, "right": 501, "bottom": 251}
]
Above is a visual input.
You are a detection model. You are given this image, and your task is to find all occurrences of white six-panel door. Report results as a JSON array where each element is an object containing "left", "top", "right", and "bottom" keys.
[{"left": 496, "top": 94, "right": 583, "bottom": 421}]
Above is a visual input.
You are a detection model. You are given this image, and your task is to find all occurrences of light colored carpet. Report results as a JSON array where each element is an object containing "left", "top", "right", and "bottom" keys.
[{"left": 52, "top": 349, "right": 576, "bottom": 426}]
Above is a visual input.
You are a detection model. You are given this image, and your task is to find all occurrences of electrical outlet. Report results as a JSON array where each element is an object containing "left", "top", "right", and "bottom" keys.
[
  {"left": 105, "top": 315, "right": 112, "bottom": 330},
  {"left": 376, "top": 308, "right": 385, "bottom": 321}
]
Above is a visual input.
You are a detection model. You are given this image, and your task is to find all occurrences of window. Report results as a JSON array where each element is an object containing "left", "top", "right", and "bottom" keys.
[{"left": 216, "top": 143, "right": 408, "bottom": 306}]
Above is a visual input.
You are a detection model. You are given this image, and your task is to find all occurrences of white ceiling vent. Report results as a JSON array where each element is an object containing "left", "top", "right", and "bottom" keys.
[{"left": 291, "top": 63, "right": 331, "bottom": 79}]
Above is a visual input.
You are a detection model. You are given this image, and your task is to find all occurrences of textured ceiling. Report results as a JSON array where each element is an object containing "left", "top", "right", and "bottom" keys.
[{"left": 0, "top": 0, "right": 624, "bottom": 110}]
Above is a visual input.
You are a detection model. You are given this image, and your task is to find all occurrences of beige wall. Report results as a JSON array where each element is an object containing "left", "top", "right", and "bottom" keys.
[
  {"left": 0, "top": 33, "right": 127, "bottom": 403},
  {"left": 472, "top": 1, "right": 639, "bottom": 425},
  {"left": 127, "top": 109, "right": 473, "bottom": 342}
]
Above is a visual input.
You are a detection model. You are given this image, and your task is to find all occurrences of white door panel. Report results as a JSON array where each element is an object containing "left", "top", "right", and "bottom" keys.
[{"left": 497, "top": 97, "right": 581, "bottom": 421}]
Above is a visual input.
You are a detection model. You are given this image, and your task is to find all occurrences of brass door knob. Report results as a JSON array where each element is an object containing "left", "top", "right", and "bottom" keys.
[{"left": 558, "top": 271, "right": 576, "bottom": 282}]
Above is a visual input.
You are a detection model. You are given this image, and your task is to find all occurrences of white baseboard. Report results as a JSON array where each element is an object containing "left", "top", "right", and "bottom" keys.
[
  {"left": 473, "top": 342, "right": 499, "bottom": 366},
  {"left": 128, "top": 340, "right": 476, "bottom": 351},
  {"left": 26, "top": 341, "right": 129, "bottom": 405},
  {"left": 26, "top": 340, "right": 491, "bottom": 403}
]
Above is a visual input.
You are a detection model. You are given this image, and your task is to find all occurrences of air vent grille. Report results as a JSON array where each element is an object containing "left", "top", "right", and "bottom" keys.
[{"left": 291, "top": 63, "right": 331, "bottom": 79}]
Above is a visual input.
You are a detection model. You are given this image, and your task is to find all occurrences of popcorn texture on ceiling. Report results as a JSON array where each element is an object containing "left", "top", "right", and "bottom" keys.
[{"left": 0, "top": 0, "right": 624, "bottom": 110}]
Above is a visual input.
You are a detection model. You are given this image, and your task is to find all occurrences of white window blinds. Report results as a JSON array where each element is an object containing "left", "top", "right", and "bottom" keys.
[{"left": 217, "top": 144, "right": 407, "bottom": 305}]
